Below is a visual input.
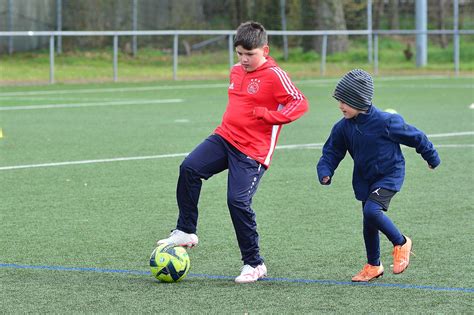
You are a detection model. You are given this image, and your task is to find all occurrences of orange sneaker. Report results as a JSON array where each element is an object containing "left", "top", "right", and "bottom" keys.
[
  {"left": 392, "top": 236, "right": 412, "bottom": 274},
  {"left": 351, "top": 264, "right": 384, "bottom": 282}
]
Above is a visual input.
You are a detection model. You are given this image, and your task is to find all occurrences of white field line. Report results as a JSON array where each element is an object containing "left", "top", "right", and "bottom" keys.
[
  {"left": 376, "top": 84, "right": 473, "bottom": 89},
  {"left": 0, "top": 97, "right": 144, "bottom": 102},
  {"left": 278, "top": 143, "right": 474, "bottom": 149},
  {"left": 277, "top": 143, "right": 323, "bottom": 149},
  {"left": 0, "top": 153, "right": 189, "bottom": 171},
  {"left": 434, "top": 144, "right": 474, "bottom": 148},
  {"left": 0, "top": 84, "right": 228, "bottom": 97},
  {"left": 426, "top": 131, "right": 474, "bottom": 138},
  {"left": 0, "top": 75, "right": 469, "bottom": 98},
  {"left": 0, "top": 131, "right": 472, "bottom": 172},
  {"left": 0, "top": 99, "right": 183, "bottom": 111}
]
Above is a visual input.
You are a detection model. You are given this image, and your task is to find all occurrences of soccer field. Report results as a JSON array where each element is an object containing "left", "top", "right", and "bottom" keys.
[{"left": 1, "top": 77, "right": 473, "bottom": 313}]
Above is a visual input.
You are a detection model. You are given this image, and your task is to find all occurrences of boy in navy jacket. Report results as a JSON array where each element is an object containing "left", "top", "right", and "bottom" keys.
[{"left": 317, "top": 69, "right": 440, "bottom": 282}]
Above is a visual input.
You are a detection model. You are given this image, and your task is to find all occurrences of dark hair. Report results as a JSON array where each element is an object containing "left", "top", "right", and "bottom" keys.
[{"left": 233, "top": 21, "right": 268, "bottom": 50}]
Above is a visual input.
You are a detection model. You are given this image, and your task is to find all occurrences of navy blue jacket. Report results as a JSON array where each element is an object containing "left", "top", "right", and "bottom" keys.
[{"left": 317, "top": 105, "right": 440, "bottom": 201}]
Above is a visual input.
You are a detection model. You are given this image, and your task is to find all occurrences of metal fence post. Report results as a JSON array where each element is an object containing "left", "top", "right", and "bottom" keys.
[
  {"left": 280, "top": 0, "right": 288, "bottom": 61},
  {"left": 320, "top": 34, "right": 327, "bottom": 76},
  {"left": 113, "top": 35, "right": 118, "bottom": 82},
  {"left": 56, "top": 0, "right": 62, "bottom": 54},
  {"left": 415, "top": 0, "right": 428, "bottom": 67},
  {"left": 49, "top": 35, "right": 55, "bottom": 84},
  {"left": 173, "top": 34, "right": 178, "bottom": 80},
  {"left": 8, "top": 0, "right": 13, "bottom": 54},
  {"left": 453, "top": 0, "right": 460, "bottom": 76},
  {"left": 367, "top": 0, "right": 373, "bottom": 63},
  {"left": 373, "top": 34, "right": 378, "bottom": 75},
  {"left": 132, "top": 0, "right": 138, "bottom": 57},
  {"left": 228, "top": 35, "right": 234, "bottom": 69}
]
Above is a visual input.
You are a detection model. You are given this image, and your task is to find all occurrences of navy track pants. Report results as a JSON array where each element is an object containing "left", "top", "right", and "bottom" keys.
[
  {"left": 362, "top": 199, "right": 405, "bottom": 266},
  {"left": 176, "top": 134, "right": 265, "bottom": 266}
]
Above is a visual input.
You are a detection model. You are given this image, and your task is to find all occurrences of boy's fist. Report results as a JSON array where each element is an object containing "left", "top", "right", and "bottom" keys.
[{"left": 321, "top": 176, "right": 331, "bottom": 184}]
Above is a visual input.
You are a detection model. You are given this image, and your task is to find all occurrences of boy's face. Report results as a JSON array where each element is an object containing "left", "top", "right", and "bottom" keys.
[
  {"left": 338, "top": 101, "right": 364, "bottom": 119},
  {"left": 235, "top": 45, "right": 269, "bottom": 72}
]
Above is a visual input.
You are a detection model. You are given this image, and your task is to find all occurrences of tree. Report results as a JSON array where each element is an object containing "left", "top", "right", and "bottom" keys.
[
  {"left": 301, "top": 0, "right": 348, "bottom": 54},
  {"left": 389, "top": 0, "right": 400, "bottom": 30},
  {"left": 373, "top": 0, "right": 384, "bottom": 30},
  {"left": 436, "top": 0, "right": 448, "bottom": 48}
]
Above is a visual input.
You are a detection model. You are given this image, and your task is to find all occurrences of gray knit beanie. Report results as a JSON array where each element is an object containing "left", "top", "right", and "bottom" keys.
[{"left": 333, "top": 69, "right": 374, "bottom": 110}]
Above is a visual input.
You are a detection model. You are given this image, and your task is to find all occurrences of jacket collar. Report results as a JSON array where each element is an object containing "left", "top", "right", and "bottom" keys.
[{"left": 352, "top": 105, "right": 375, "bottom": 124}]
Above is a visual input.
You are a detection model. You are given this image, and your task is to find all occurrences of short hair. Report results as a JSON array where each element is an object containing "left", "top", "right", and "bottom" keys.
[{"left": 233, "top": 21, "right": 268, "bottom": 50}]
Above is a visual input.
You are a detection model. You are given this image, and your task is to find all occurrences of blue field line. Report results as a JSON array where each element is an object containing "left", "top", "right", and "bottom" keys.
[
  {"left": 0, "top": 263, "right": 150, "bottom": 275},
  {"left": 1, "top": 263, "right": 473, "bottom": 293}
]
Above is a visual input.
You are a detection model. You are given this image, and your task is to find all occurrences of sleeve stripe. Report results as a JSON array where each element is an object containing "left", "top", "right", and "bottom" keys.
[
  {"left": 272, "top": 67, "right": 296, "bottom": 96},
  {"left": 270, "top": 67, "right": 303, "bottom": 101},
  {"left": 272, "top": 67, "right": 301, "bottom": 99},
  {"left": 270, "top": 66, "right": 305, "bottom": 117},
  {"left": 281, "top": 99, "right": 303, "bottom": 116}
]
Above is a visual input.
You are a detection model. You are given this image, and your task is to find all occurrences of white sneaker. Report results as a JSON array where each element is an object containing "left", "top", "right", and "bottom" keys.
[
  {"left": 235, "top": 263, "right": 267, "bottom": 284},
  {"left": 157, "top": 229, "right": 198, "bottom": 248}
]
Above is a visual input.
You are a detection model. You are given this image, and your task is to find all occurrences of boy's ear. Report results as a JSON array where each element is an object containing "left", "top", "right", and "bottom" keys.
[{"left": 263, "top": 45, "right": 269, "bottom": 57}]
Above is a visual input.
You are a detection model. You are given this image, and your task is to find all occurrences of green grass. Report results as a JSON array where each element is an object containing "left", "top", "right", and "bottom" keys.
[{"left": 0, "top": 77, "right": 473, "bottom": 313}]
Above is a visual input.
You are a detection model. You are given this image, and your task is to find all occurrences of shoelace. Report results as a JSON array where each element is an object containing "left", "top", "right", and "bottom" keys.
[
  {"left": 393, "top": 246, "right": 402, "bottom": 260},
  {"left": 393, "top": 246, "right": 415, "bottom": 260},
  {"left": 392, "top": 246, "right": 416, "bottom": 271}
]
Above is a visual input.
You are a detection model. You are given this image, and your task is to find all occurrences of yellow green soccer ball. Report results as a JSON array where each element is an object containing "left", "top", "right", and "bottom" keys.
[
  {"left": 150, "top": 244, "right": 190, "bottom": 283},
  {"left": 384, "top": 108, "right": 398, "bottom": 114}
]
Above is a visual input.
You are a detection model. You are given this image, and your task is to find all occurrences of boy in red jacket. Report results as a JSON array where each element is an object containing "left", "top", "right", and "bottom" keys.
[{"left": 158, "top": 21, "right": 308, "bottom": 283}]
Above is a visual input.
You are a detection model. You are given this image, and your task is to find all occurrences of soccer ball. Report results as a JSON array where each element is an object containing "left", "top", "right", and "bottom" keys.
[
  {"left": 384, "top": 108, "right": 398, "bottom": 114},
  {"left": 150, "top": 244, "right": 190, "bottom": 282}
]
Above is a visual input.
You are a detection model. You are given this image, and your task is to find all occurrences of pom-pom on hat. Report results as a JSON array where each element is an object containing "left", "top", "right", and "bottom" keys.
[{"left": 333, "top": 69, "right": 374, "bottom": 111}]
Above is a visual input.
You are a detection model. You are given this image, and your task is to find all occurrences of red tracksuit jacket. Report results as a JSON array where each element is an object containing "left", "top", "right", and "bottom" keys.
[{"left": 214, "top": 57, "right": 309, "bottom": 167}]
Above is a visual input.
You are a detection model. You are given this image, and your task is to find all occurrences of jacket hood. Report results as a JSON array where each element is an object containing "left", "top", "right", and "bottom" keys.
[{"left": 353, "top": 105, "right": 376, "bottom": 124}]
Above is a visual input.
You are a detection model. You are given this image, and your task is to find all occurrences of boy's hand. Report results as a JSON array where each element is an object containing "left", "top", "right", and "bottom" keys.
[
  {"left": 321, "top": 176, "right": 331, "bottom": 184},
  {"left": 253, "top": 107, "right": 267, "bottom": 119}
]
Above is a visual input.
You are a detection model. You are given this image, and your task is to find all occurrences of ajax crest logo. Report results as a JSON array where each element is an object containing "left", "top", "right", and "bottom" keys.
[{"left": 247, "top": 79, "right": 260, "bottom": 94}]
